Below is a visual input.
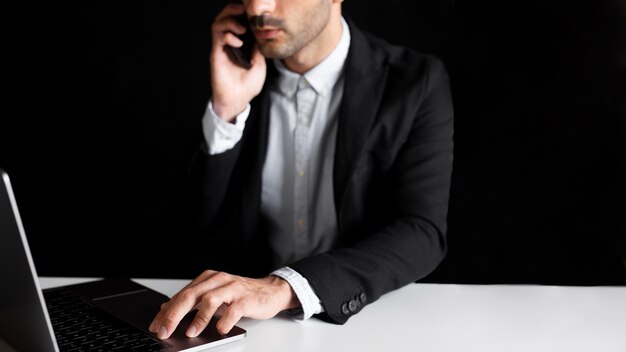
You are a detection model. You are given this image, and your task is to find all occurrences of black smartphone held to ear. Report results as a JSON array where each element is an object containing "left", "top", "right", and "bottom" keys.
[{"left": 224, "top": 11, "right": 255, "bottom": 69}]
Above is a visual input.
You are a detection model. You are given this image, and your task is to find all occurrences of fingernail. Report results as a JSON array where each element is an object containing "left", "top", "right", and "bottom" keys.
[
  {"left": 186, "top": 325, "right": 197, "bottom": 338},
  {"left": 158, "top": 325, "right": 168, "bottom": 339},
  {"left": 148, "top": 319, "right": 158, "bottom": 333}
]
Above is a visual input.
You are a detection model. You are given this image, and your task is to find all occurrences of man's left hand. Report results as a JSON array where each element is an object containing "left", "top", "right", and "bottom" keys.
[{"left": 148, "top": 270, "right": 300, "bottom": 338}]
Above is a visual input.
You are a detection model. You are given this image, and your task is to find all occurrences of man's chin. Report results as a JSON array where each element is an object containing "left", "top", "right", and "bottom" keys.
[
  {"left": 258, "top": 47, "right": 288, "bottom": 60},
  {"left": 258, "top": 42, "right": 295, "bottom": 60}
]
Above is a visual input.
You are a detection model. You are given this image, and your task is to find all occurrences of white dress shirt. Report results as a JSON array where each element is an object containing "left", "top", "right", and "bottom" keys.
[{"left": 201, "top": 18, "right": 351, "bottom": 320}]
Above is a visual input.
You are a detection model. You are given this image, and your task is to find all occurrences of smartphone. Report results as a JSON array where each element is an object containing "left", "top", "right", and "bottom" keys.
[{"left": 224, "top": 13, "right": 255, "bottom": 69}]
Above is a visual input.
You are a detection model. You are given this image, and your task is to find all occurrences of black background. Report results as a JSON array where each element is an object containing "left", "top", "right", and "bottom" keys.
[{"left": 2, "top": 0, "right": 625, "bottom": 284}]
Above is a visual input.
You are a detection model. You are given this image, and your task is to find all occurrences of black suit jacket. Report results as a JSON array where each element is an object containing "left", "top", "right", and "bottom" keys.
[{"left": 179, "top": 20, "right": 454, "bottom": 324}]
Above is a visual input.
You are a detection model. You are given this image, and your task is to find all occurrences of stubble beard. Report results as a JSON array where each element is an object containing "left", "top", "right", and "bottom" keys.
[
  {"left": 258, "top": 33, "right": 308, "bottom": 59},
  {"left": 257, "top": 3, "right": 331, "bottom": 60}
]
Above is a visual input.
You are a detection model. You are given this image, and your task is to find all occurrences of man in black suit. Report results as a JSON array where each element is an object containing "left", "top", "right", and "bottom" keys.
[{"left": 150, "top": 0, "right": 453, "bottom": 339}]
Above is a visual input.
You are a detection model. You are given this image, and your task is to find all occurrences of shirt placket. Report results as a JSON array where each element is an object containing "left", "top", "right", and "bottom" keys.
[{"left": 293, "top": 77, "right": 316, "bottom": 258}]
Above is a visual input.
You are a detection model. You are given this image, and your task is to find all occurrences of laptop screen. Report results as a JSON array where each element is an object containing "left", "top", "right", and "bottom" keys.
[
  {"left": 0, "top": 169, "right": 59, "bottom": 352},
  {"left": 0, "top": 168, "right": 247, "bottom": 352}
]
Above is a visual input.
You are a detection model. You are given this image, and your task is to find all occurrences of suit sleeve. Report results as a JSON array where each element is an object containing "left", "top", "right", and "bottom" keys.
[
  {"left": 289, "top": 57, "right": 454, "bottom": 324},
  {"left": 183, "top": 99, "right": 253, "bottom": 231},
  {"left": 188, "top": 143, "right": 241, "bottom": 228}
]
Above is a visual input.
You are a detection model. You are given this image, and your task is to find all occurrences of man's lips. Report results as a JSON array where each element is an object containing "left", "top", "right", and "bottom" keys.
[{"left": 254, "top": 28, "right": 281, "bottom": 40}]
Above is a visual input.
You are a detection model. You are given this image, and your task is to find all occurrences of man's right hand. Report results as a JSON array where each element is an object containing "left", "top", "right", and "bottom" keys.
[{"left": 210, "top": 3, "right": 266, "bottom": 123}]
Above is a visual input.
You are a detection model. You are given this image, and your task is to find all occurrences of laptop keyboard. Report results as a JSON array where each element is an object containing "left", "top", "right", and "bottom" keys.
[{"left": 44, "top": 288, "right": 172, "bottom": 352}]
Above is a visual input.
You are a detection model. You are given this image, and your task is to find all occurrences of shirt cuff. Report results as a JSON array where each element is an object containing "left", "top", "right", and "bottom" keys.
[
  {"left": 201, "top": 100, "right": 250, "bottom": 155},
  {"left": 271, "top": 267, "right": 324, "bottom": 320}
]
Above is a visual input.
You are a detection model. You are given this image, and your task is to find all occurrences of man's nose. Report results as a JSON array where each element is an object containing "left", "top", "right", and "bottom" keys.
[{"left": 244, "top": 0, "right": 276, "bottom": 17}]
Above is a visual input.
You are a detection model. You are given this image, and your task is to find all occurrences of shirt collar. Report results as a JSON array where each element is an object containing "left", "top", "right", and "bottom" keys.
[{"left": 273, "top": 17, "right": 351, "bottom": 98}]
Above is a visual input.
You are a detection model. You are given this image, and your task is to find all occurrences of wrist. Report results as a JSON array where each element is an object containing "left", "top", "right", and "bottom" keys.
[
  {"left": 211, "top": 99, "right": 246, "bottom": 123},
  {"left": 267, "top": 276, "right": 300, "bottom": 311}
]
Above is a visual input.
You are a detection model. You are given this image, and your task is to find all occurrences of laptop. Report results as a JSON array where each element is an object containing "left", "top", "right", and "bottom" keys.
[{"left": 0, "top": 168, "right": 246, "bottom": 352}]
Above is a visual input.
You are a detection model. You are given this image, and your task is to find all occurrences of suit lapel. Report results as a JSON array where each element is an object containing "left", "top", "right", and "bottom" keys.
[{"left": 333, "top": 21, "right": 389, "bottom": 214}]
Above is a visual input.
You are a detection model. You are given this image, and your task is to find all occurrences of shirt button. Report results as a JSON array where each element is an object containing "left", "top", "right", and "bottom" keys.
[
  {"left": 298, "top": 170, "right": 305, "bottom": 177},
  {"left": 299, "top": 116, "right": 309, "bottom": 124},
  {"left": 298, "top": 219, "right": 305, "bottom": 227}
]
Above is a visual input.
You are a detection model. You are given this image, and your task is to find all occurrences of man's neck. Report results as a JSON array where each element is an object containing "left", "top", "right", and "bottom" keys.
[{"left": 282, "top": 9, "right": 343, "bottom": 75}]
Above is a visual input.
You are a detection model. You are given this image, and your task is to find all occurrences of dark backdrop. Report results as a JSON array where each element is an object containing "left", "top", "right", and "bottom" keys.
[{"left": 2, "top": 0, "right": 625, "bottom": 284}]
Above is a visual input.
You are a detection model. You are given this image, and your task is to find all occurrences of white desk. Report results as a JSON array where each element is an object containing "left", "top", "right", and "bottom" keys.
[{"left": 39, "top": 277, "right": 626, "bottom": 352}]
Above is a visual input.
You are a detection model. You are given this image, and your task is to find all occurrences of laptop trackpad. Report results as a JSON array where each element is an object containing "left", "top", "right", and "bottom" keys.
[
  {"left": 82, "top": 279, "right": 246, "bottom": 349},
  {"left": 90, "top": 288, "right": 230, "bottom": 331},
  {"left": 90, "top": 286, "right": 168, "bottom": 332}
]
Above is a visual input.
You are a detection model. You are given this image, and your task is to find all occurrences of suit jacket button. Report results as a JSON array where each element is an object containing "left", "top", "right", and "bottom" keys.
[
  {"left": 360, "top": 292, "right": 367, "bottom": 304},
  {"left": 348, "top": 299, "right": 358, "bottom": 312},
  {"left": 341, "top": 302, "right": 350, "bottom": 315}
]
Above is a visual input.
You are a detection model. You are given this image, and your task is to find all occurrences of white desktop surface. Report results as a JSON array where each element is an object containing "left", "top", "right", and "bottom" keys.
[{"left": 38, "top": 277, "right": 626, "bottom": 352}]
